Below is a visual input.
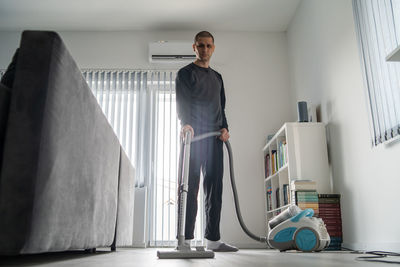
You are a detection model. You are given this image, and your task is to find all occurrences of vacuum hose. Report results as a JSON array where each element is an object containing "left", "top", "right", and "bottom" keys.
[{"left": 190, "top": 131, "right": 268, "bottom": 243}]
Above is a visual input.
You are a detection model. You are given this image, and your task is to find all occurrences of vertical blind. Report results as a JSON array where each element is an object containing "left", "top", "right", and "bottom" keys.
[
  {"left": 82, "top": 70, "right": 204, "bottom": 247},
  {"left": 353, "top": 0, "right": 400, "bottom": 145},
  {"left": 82, "top": 70, "right": 140, "bottom": 169}
]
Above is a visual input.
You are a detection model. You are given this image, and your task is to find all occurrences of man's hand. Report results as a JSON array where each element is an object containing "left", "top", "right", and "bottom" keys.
[
  {"left": 219, "top": 128, "right": 230, "bottom": 142},
  {"left": 181, "top": 124, "right": 194, "bottom": 139}
]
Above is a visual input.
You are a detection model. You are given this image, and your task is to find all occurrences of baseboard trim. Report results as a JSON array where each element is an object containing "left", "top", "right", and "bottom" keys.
[{"left": 131, "top": 242, "right": 147, "bottom": 248}]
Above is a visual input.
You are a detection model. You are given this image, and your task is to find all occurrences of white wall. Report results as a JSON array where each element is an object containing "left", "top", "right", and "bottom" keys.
[
  {"left": 287, "top": 0, "right": 400, "bottom": 252},
  {"left": 0, "top": 30, "right": 293, "bottom": 248}
]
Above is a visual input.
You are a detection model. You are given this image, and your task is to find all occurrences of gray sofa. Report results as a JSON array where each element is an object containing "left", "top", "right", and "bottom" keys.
[{"left": 0, "top": 31, "right": 135, "bottom": 255}]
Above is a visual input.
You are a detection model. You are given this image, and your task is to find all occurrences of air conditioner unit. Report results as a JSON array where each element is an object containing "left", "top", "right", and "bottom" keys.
[{"left": 149, "top": 41, "right": 196, "bottom": 63}]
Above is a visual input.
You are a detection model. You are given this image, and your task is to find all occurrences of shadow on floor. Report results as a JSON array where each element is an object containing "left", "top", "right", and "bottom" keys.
[{"left": 0, "top": 250, "right": 112, "bottom": 266}]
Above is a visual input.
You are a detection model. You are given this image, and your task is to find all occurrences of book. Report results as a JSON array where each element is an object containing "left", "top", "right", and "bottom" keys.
[
  {"left": 265, "top": 154, "right": 270, "bottom": 177},
  {"left": 292, "top": 180, "right": 316, "bottom": 184},
  {"left": 296, "top": 192, "right": 318, "bottom": 200},
  {"left": 277, "top": 140, "right": 287, "bottom": 169},
  {"left": 324, "top": 221, "right": 342, "bottom": 227},
  {"left": 326, "top": 231, "right": 343, "bottom": 237},
  {"left": 296, "top": 196, "right": 318, "bottom": 202},
  {"left": 327, "top": 237, "right": 343, "bottom": 250},
  {"left": 264, "top": 154, "right": 267, "bottom": 177},
  {"left": 282, "top": 184, "right": 289, "bottom": 205},
  {"left": 326, "top": 225, "right": 342, "bottom": 231},
  {"left": 296, "top": 193, "right": 318, "bottom": 198},
  {"left": 325, "top": 246, "right": 342, "bottom": 251},
  {"left": 330, "top": 237, "right": 343, "bottom": 243},
  {"left": 275, "top": 187, "right": 280, "bottom": 208},
  {"left": 319, "top": 211, "right": 341, "bottom": 216},
  {"left": 297, "top": 199, "right": 319, "bottom": 204},
  {"left": 318, "top": 193, "right": 341, "bottom": 198},
  {"left": 266, "top": 186, "right": 273, "bottom": 211},
  {"left": 319, "top": 203, "right": 340, "bottom": 208},
  {"left": 318, "top": 207, "right": 341, "bottom": 212},
  {"left": 321, "top": 218, "right": 342, "bottom": 224},
  {"left": 298, "top": 203, "right": 319, "bottom": 209},
  {"left": 318, "top": 198, "right": 340, "bottom": 204},
  {"left": 291, "top": 180, "right": 317, "bottom": 191},
  {"left": 271, "top": 150, "right": 277, "bottom": 174},
  {"left": 277, "top": 142, "right": 281, "bottom": 170},
  {"left": 330, "top": 241, "right": 342, "bottom": 247}
]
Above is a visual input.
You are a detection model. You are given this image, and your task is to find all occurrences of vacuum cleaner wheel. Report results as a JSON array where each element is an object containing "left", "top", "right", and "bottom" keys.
[{"left": 294, "top": 227, "right": 319, "bottom": 252}]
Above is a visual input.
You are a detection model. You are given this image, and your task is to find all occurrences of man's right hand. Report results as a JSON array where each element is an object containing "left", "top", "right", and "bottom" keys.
[{"left": 181, "top": 124, "right": 194, "bottom": 139}]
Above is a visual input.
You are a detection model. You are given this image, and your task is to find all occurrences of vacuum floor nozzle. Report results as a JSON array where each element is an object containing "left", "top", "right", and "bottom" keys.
[{"left": 157, "top": 247, "right": 215, "bottom": 259}]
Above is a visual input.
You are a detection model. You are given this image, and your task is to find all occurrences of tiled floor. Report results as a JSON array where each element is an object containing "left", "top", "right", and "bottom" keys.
[{"left": 1, "top": 248, "right": 398, "bottom": 267}]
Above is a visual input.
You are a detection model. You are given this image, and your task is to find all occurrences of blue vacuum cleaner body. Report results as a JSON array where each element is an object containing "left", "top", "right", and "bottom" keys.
[{"left": 268, "top": 208, "right": 330, "bottom": 252}]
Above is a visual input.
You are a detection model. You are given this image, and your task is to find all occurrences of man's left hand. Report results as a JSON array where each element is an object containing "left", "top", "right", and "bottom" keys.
[{"left": 219, "top": 128, "right": 230, "bottom": 142}]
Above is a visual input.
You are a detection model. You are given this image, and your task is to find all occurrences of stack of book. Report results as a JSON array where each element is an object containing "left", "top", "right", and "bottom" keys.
[
  {"left": 265, "top": 142, "right": 288, "bottom": 177},
  {"left": 318, "top": 194, "right": 342, "bottom": 250},
  {"left": 291, "top": 180, "right": 319, "bottom": 216}
]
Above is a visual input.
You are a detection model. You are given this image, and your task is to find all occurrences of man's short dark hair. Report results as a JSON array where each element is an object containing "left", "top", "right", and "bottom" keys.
[{"left": 194, "top": 31, "right": 214, "bottom": 43}]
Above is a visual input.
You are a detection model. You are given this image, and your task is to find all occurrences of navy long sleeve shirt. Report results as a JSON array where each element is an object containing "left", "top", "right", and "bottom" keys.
[{"left": 176, "top": 63, "right": 228, "bottom": 133}]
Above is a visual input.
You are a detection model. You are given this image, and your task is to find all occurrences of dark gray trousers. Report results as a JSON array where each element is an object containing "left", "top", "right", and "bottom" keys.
[{"left": 178, "top": 135, "right": 224, "bottom": 241}]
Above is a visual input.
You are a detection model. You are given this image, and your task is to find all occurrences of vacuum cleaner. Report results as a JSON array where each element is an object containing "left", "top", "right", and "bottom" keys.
[
  {"left": 157, "top": 131, "right": 215, "bottom": 259},
  {"left": 157, "top": 130, "right": 330, "bottom": 259},
  {"left": 268, "top": 206, "right": 330, "bottom": 252}
]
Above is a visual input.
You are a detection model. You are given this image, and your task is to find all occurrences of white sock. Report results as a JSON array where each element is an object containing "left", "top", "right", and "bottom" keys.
[{"left": 184, "top": 239, "right": 191, "bottom": 247}]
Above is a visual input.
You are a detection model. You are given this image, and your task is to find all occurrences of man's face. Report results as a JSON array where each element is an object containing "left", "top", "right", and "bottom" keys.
[{"left": 193, "top": 37, "right": 215, "bottom": 62}]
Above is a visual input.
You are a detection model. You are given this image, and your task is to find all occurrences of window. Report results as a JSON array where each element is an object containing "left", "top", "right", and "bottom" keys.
[
  {"left": 83, "top": 70, "right": 204, "bottom": 247},
  {"left": 353, "top": 0, "right": 400, "bottom": 145}
]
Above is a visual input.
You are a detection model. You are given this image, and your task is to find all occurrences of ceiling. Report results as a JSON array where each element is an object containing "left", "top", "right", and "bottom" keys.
[{"left": 0, "top": 0, "right": 301, "bottom": 32}]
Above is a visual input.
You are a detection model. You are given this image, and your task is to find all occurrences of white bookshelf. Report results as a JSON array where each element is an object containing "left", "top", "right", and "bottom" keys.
[{"left": 263, "top": 122, "right": 331, "bottom": 224}]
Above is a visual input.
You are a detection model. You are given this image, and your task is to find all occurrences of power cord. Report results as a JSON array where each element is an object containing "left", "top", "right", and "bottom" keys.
[{"left": 351, "top": 250, "right": 400, "bottom": 264}]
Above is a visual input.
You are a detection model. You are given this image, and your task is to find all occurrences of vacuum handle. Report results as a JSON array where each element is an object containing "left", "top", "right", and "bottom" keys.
[
  {"left": 177, "top": 130, "right": 192, "bottom": 241},
  {"left": 177, "top": 130, "right": 219, "bottom": 244},
  {"left": 191, "top": 131, "right": 221, "bottom": 143}
]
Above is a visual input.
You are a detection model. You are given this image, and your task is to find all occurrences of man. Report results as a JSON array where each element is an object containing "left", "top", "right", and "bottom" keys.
[{"left": 175, "top": 31, "right": 238, "bottom": 252}]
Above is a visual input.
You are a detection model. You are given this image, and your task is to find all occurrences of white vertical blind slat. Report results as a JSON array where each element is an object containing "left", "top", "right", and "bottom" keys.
[
  {"left": 122, "top": 72, "right": 129, "bottom": 148},
  {"left": 110, "top": 71, "right": 117, "bottom": 128},
  {"left": 127, "top": 72, "right": 135, "bottom": 161},
  {"left": 153, "top": 72, "right": 160, "bottom": 246},
  {"left": 105, "top": 71, "right": 111, "bottom": 118},
  {"left": 98, "top": 71, "right": 104, "bottom": 109},
  {"left": 168, "top": 71, "right": 172, "bottom": 244},
  {"left": 161, "top": 71, "right": 166, "bottom": 246}
]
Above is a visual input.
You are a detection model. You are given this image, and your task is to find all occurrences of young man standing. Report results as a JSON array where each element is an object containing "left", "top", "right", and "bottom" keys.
[{"left": 175, "top": 31, "right": 238, "bottom": 252}]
